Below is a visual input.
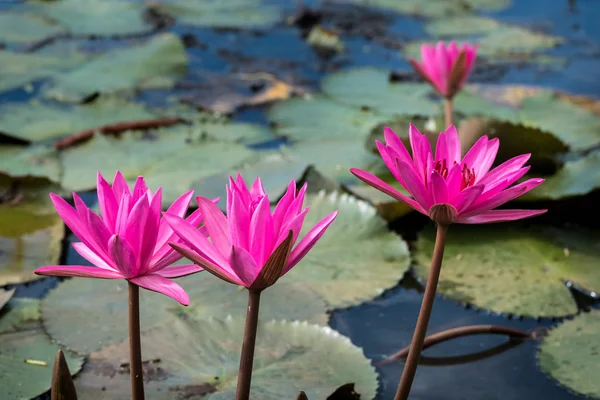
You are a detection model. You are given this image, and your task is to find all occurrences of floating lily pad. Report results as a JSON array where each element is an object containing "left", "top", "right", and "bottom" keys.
[
  {"left": 0, "top": 46, "right": 87, "bottom": 94},
  {"left": 74, "top": 317, "right": 378, "bottom": 400},
  {"left": 425, "top": 16, "right": 501, "bottom": 37},
  {"left": 0, "top": 298, "right": 41, "bottom": 334},
  {"left": 191, "top": 152, "right": 308, "bottom": 209},
  {"left": 44, "top": 33, "right": 188, "bottom": 102},
  {"left": 538, "top": 309, "right": 600, "bottom": 398},
  {"left": 281, "top": 138, "right": 386, "bottom": 185},
  {"left": 0, "top": 189, "right": 64, "bottom": 286},
  {"left": 0, "top": 288, "right": 14, "bottom": 313},
  {"left": 414, "top": 225, "right": 600, "bottom": 317},
  {"left": 344, "top": 0, "right": 510, "bottom": 17},
  {"left": 268, "top": 96, "right": 389, "bottom": 142},
  {"left": 188, "top": 121, "right": 275, "bottom": 145},
  {"left": 29, "top": 0, "right": 152, "bottom": 36},
  {"left": 0, "top": 96, "right": 154, "bottom": 143},
  {"left": 0, "top": 329, "right": 84, "bottom": 400},
  {"left": 153, "top": 0, "right": 281, "bottom": 28},
  {"left": 173, "top": 273, "right": 329, "bottom": 325},
  {"left": 0, "top": 11, "right": 66, "bottom": 45},
  {"left": 523, "top": 150, "right": 600, "bottom": 200},
  {"left": 322, "top": 68, "right": 438, "bottom": 116},
  {"left": 59, "top": 127, "right": 256, "bottom": 204},
  {"left": 478, "top": 26, "right": 562, "bottom": 58},
  {"left": 280, "top": 191, "right": 410, "bottom": 308},
  {"left": 42, "top": 278, "right": 176, "bottom": 354},
  {"left": 0, "top": 145, "right": 61, "bottom": 182}
]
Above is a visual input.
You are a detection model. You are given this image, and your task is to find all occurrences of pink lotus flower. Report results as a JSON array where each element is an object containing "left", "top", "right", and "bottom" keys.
[
  {"left": 164, "top": 174, "right": 338, "bottom": 289},
  {"left": 35, "top": 171, "right": 209, "bottom": 305},
  {"left": 409, "top": 41, "right": 477, "bottom": 99},
  {"left": 350, "top": 124, "right": 547, "bottom": 224}
]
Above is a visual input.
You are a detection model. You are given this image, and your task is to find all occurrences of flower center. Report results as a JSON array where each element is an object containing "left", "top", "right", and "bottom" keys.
[{"left": 433, "top": 160, "right": 476, "bottom": 190}]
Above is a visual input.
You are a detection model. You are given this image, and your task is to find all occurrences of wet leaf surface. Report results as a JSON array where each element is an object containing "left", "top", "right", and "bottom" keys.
[
  {"left": 281, "top": 191, "right": 411, "bottom": 308},
  {"left": 74, "top": 317, "right": 378, "bottom": 400},
  {"left": 0, "top": 11, "right": 66, "bottom": 46},
  {"left": 414, "top": 224, "right": 600, "bottom": 318},
  {"left": 538, "top": 309, "right": 600, "bottom": 398}
]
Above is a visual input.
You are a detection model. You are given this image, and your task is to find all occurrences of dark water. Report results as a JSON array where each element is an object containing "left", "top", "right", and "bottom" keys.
[{"left": 4, "top": 0, "right": 600, "bottom": 399}]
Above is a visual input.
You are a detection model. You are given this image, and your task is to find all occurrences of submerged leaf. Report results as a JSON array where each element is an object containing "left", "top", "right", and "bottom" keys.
[
  {"left": 74, "top": 317, "right": 378, "bottom": 400},
  {"left": 538, "top": 309, "right": 600, "bottom": 398},
  {"left": 281, "top": 191, "right": 410, "bottom": 308},
  {"left": 44, "top": 33, "right": 188, "bottom": 102},
  {"left": 414, "top": 225, "right": 600, "bottom": 317}
]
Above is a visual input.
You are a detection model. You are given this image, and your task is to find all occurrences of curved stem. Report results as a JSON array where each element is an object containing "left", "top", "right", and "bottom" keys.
[
  {"left": 128, "top": 282, "right": 145, "bottom": 400},
  {"left": 235, "top": 289, "right": 262, "bottom": 400},
  {"left": 444, "top": 98, "right": 453, "bottom": 127},
  {"left": 382, "top": 325, "right": 531, "bottom": 364},
  {"left": 394, "top": 223, "right": 448, "bottom": 400}
]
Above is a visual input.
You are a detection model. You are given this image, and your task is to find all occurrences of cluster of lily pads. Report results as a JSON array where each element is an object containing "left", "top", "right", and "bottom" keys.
[{"left": 1, "top": 0, "right": 600, "bottom": 399}]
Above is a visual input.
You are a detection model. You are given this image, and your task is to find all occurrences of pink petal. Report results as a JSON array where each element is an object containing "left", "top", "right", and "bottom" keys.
[
  {"left": 434, "top": 131, "right": 449, "bottom": 164},
  {"left": 169, "top": 242, "right": 243, "bottom": 285},
  {"left": 408, "top": 123, "right": 430, "bottom": 180},
  {"left": 123, "top": 194, "right": 150, "bottom": 256},
  {"left": 250, "top": 176, "right": 266, "bottom": 197},
  {"left": 97, "top": 172, "right": 119, "bottom": 231},
  {"left": 383, "top": 126, "right": 413, "bottom": 166},
  {"left": 421, "top": 44, "right": 442, "bottom": 92},
  {"left": 139, "top": 188, "right": 162, "bottom": 275},
  {"left": 162, "top": 213, "right": 230, "bottom": 269},
  {"left": 286, "top": 211, "right": 338, "bottom": 272},
  {"left": 86, "top": 210, "right": 112, "bottom": 255},
  {"left": 35, "top": 265, "right": 123, "bottom": 279},
  {"left": 443, "top": 125, "right": 461, "bottom": 164},
  {"left": 49, "top": 193, "right": 87, "bottom": 240},
  {"left": 396, "top": 159, "right": 433, "bottom": 210},
  {"left": 154, "top": 190, "right": 194, "bottom": 251},
  {"left": 108, "top": 235, "right": 138, "bottom": 278},
  {"left": 462, "top": 178, "right": 544, "bottom": 217},
  {"left": 430, "top": 170, "right": 448, "bottom": 204},
  {"left": 435, "top": 41, "right": 450, "bottom": 95},
  {"left": 112, "top": 171, "right": 131, "bottom": 200},
  {"left": 197, "top": 196, "right": 232, "bottom": 257},
  {"left": 461, "top": 136, "right": 489, "bottom": 171},
  {"left": 278, "top": 207, "right": 308, "bottom": 247},
  {"left": 456, "top": 209, "right": 547, "bottom": 224},
  {"left": 249, "top": 195, "right": 275, "bottom": 266},
  {"left": 350, "top": 168, "right": 427, "bottom": 214},
  {"left": 228, "top": 193, "right": 251, "bottom": 250},
  {"left": 453, "top": 184, "right": 484, "bottom": 214},
  {"left": 154, "top": 264, "right": 203, "bottom": 278},
  {"left": 272, "top": 180, "right": 296, "bottom": 234},
  {"left": 129, "top": 275, "right": 190, "bottom": 306},
  {"left": 114, "top": 193, "right": 131, "bottom": 235},
  {"left": 478, "top": 154, "right": 531, "bottom": 187},
  {"left": 475, "top": 138, "right": 499, "bottom": 179},
  {"left": 72, "top": 242, "right": 116, "bottom": 271},
  {"left": 132, "top": 176, "right": 148, "bottom": 202},
  {"left": 230, "top": 245, "right": 261, "bottom": 287},
  {"left": 445, "top": 163, "right": 464, "bottom": 201},
  {"left": 376, "top": 141, "right": 404, "bottom": 185},
  {"left": 478, "top": 166, "right": 530, "bottom": 200},
  {"left": 72, "top": 192, "right": 88, "bottom": 221}
]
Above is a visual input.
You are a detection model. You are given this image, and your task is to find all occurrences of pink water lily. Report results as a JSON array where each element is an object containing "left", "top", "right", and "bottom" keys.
[
  {"left": 35, "top": 171, "right": 210, "bottom": 305},
  {"left": 409, "top": 41, "right": 477, "bottom": 99},
  {"left": 350, "top": 124, "right": 547, "bottom": 224},
  {"left": 164, "top": 174, "right": 338, "bottom": 289}
]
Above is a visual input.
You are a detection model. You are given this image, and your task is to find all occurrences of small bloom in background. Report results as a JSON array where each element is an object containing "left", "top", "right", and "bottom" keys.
[
  {"left": 165, "top": 174, "right": 338, "bottom": 290},
  {"left": 350, "top": 124, "right": 546, "bottom": 224},
  {"left": 409, "top": 41, "right": 477, "bottom": 99},
  {"left": 35, "top": 171, "right": 208, "bottom": 305}
]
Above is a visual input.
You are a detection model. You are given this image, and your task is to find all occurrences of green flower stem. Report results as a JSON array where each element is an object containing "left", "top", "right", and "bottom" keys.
[
  {"left": 236, "top": 289, "right": 262, "bottom": 400},
  {"left": 128, "top": 282, "right": 145, "bottom": 400},
  {"left": 444, "top": 98, "right": 453, "bottom": 127},
  {"left": 394, "top": 223, "right": 449, "bottom": 400}
]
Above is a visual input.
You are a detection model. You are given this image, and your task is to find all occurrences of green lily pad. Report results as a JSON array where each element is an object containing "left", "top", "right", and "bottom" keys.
[
  {"left": 425, "top": 16, "right": 501, "bottom": 37},
  {"left": 0, "top": 288, "right": 14, "bottom": 313},
  {"left": 0, "top": 11, "right": 66, "bottom": 45},
  {"left": 187, "top": 121, "right": 275, "bottom": 145},
  {"left": 344, "top": 0, "right": 510, "bottom": 17},
  {"left": 538, "top": 309, "right": 600, "bottom": 398},
  {"left": 42, "top": 278, "right": 176, "bottom": 354},
  {"left": 477, "top": 26, "right": 562, "bottom": 58},
  {"left": 322, "top": 68, "right": 438, "bottom": 117},
  {"left": 43, "top": 33, "right": 188, "bottom": 102},
  {"left": 523, "top": 150, "right": 600, "bottom": 200},
  {"left": 280, "top": 191, "right": 410, "bottom": 308},
  {"left": 414, "top": 225, "right": 600, "bottom": 318},
  {"left": 191, "top": 152, "right": 308, "bottom": 209},
  {"left": 59, "top": 127, "right": 256, "bottom": 204},
  {"left": 0, "top": 298, "right": 41, "bottom": 334},
  {"left": 0, "top": 145, "right": 61, "bottom": 182},
  {"left": 0, "top": 188, "right": 64, "bottom": 286},
  {"left": 153, "top": 0, "right": 281, "bottom": 28},
  {"left": 281, "top": 138, "right": 386, "bottom": 185},
  {"left": 173, "top": 273, "right": 329, "bottom": 325},
  {"left": 268, "top": 96, "right": 389, "bottom": 142},
  {"left": 0, "top": 329, "right": 84, "bottom": 400},
  {"left": 455, "top": 87, "right": 600, "bottom": 152},
  {"left": 346, "top": 184, "right": 413, "bottom": 221},
  {"left": 74, "top": 317, "right": 378, "bottom": 400},
  {"left": 0, "top": 46, "right": 87, "bottom": 94},
  {"left": 28, "top": 0, "right": 152, "bottom": 36},
  {"left": 0, "top": 96, "right": 154, "bottom": 143}
]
